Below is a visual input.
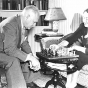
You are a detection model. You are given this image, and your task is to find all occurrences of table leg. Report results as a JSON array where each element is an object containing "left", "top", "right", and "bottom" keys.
[{"left": 45, "top": 70, "right": 66, "bottom": 88}]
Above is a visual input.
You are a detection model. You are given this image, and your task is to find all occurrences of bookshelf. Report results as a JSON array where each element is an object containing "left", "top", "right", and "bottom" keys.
[
  {"left": 0, "top": 0, "right": 49, "bottom": 26},
  {"left": 0, "top": 0, "right": 48, "bottom": 10},
  {"left": 0, "top": 10, "right": 47, "bottom": 17}
]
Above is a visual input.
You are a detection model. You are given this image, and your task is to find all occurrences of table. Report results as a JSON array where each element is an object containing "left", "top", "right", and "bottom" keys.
[
  {"left": 34, "top": 33, "right": 63, "bottom": 42},
  {"left": 36, "top": 52, "right": 79, "bottom": 88}
]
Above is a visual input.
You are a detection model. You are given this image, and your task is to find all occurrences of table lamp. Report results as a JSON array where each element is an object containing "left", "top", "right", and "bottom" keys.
[{"left": 44, "top": 8, "right": 66, "bottom": 32}]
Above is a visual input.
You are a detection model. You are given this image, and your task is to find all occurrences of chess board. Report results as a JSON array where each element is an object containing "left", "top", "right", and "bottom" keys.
[{"left": 36, "top": 52, "right": 79, "bottom": 64}]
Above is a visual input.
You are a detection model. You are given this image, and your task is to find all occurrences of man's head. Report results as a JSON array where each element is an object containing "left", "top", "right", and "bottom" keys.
[
  {"left": 83, "top": 9, "right": 88, "bottom": 27},
  {"left": 21, "top": 5, "right": 40, "bottom": 29}
]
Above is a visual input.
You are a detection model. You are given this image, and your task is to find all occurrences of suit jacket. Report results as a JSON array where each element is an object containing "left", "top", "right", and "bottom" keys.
[{"left": 0, "top": 15, "right": 32, "bottom": 61}]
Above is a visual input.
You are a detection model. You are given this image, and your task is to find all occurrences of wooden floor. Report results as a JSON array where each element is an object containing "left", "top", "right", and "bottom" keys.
[
  {"left": 0, "top": 67, "right": 7, "bottom": 88},
  {"left": 33, "top": 72, "right": 67, "bottom": 88},
  {"left": 0, "top": 71, "right": 67, "bottom": 88},
  {"left": 0, "top": 74, "right": 85, "bottom": 88},
  {"left": 0, "top": 74, "right": 7, "bottom": 88},
  {"left": 0, "top": 74, "right": 62, "bottom": 88}
]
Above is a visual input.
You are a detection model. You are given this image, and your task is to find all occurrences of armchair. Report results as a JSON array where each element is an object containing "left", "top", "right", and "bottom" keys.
[
  {"left": 40, "top": 37, "right": 62, "bottom": 49},
  {"left": 39, "top": 36, "right": 67, "bottom": 77}
]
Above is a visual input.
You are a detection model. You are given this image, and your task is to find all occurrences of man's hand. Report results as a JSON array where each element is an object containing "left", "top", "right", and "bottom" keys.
[
  {"left": 26, "top": 54, "right": 40, "bottom": 71},
  {"left": 30, "top": 56, "right": 40, "bottom": 71}
]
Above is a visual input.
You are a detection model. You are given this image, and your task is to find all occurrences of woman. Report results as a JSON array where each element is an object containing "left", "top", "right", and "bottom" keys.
[{"left": 60, "top": 8, "right": 88, "bottom": 88}]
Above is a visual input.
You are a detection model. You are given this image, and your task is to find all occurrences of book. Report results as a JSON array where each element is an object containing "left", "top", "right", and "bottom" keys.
[
  {"left": 0, "top": 0, "right": 2, "bottom": 10},
  {"left": 42, "top": 0, "right": 48, "bottom": 10},
  {"left": 34, "top": 0, "right": 40, "bottom": 10},
  {"left": 39, "top": 0, "right": 42, "bottom": 10},
  {"left": 10, "top": 0, "right": 18, "bottom": 10},
  {"left": 2, "top": 0, "right": 8, "bottom": 10},
  {"left": 45, "top": 0, "right": 48, "bottom": 10},
  {"left": 25, "top": 0, "right": 30, "bottom": 6}
]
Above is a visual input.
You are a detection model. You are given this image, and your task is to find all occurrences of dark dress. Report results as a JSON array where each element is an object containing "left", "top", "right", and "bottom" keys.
[{"left": 63, "top": 23, "right": 88, "bottom": 70}]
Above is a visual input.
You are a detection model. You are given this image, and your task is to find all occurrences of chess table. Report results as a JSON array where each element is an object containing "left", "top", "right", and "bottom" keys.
[{"left": 36, "top": 52, "right": 79, "bottom": 88}]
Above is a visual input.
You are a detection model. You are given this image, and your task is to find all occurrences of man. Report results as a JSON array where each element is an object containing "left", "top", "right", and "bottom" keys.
[{"left": 0, "top": 5, "right": 40, "bottom": 88}]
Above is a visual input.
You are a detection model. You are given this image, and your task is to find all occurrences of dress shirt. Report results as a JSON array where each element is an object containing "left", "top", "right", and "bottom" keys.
[
  {"left": 21, "top": 19, "right": 33, "bottom": 62},
  {"left": 21, "top": 19, "right": 26, "bottom": 44}
]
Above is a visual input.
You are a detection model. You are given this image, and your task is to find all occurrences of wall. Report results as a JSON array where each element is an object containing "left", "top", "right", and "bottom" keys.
[
  {"left": 52, "top": 0, "right": 88, "bottom": 35},
  {"left": 28, "top": 0, "right": 88, "bottom": 55},
  {"left": 28, "top": 26, "right": 51, "bottom": 56}
]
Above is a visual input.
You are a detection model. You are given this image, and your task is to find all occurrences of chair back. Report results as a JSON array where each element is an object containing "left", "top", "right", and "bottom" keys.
[
  {"left": 40, "top": 37, "right": 62, "bottom": 50},
  {"left": 70, "top": 13, "right": 83, "bottom": 32}
]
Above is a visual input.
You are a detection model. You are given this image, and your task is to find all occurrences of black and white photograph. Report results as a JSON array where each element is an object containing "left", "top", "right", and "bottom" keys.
[{"left": 0, "top": 0, "right": 88, "bottom": 88}]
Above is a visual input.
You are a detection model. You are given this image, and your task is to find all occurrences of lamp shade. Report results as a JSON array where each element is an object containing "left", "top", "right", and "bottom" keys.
[{"left": 45, "top": 8, "right": 66, "bottom": 21}]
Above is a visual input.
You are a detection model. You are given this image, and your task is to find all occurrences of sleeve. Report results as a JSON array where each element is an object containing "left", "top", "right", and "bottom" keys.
[
  {"left": 59, "top": 23, "right": 84, "bottom": 47},
  {"left": 85, "top": 48, "right": 88, "bottom": 54},
  {"left": 21, "top": 37, "right": 32, "bottom": 54},
  {"left": 66, "top": 23, "right": 84, "bottom": 46},
  {"left": 3, "top": 23, "right": 27, "bottom": 62}
]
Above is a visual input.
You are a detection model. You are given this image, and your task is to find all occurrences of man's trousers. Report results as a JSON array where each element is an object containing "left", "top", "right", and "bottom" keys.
[
  {"left": 0, "top": 53, "right": 41, "bottom": 88},
  {"left": 0, "top": 53, "right": 27, "bottom": 88}
]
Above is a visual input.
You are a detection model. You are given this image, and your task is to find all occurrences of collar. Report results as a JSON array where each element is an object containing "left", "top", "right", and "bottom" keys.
[{"left": 21, "top": 18, "right": 25, "bottom": 35}]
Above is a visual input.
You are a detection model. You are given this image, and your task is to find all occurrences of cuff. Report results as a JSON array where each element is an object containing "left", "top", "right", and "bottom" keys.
[
  {"left": 85, "top": 48, "right": 88, "bottom": 54},
  {"left": 25, "top": 53, "right": 33, "bottom": 62}
]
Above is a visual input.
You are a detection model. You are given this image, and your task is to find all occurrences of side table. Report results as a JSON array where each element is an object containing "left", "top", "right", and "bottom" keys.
[
  {"left": 34, "top": 33, "right": 63, "bottom": 42},
  {"left": 36, "top": 52, "right": 79, "bottom": 88}
]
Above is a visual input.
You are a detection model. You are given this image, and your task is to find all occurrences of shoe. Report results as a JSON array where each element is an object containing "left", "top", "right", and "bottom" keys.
[
  {"left": 27, "top": 82, "right": 41, "bottom": 88},
  {"left": 75, "top": 84, "right": 87, "bottom": 88}
]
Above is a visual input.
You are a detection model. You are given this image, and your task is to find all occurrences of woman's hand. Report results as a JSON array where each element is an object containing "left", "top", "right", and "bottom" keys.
[
  {"left": 68, "top": 45, "right": 86, "bottom": 53},
  {"left": 49, "top": 40, "right": 69, "bottom": 51},
  {"left": 49, "top": 44, "right": 59, "bottom": 51}
]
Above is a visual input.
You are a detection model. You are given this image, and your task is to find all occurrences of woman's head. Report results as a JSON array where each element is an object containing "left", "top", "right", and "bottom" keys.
[
  {"left": 83, "top": 9, "right": 88, "bottom": 27},
  {"left": 21, "top": 5, "right": 40, "bottom": 29}
]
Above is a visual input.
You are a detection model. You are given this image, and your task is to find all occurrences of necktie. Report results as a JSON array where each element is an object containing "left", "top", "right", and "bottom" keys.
[{"left": 21, "top": 28, "right": 26, "bottom": 44}]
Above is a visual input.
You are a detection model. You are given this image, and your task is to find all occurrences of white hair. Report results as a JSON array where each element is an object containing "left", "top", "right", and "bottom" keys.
[{"left": 21, "top": 5, "right": 40, "bottom": 17}]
